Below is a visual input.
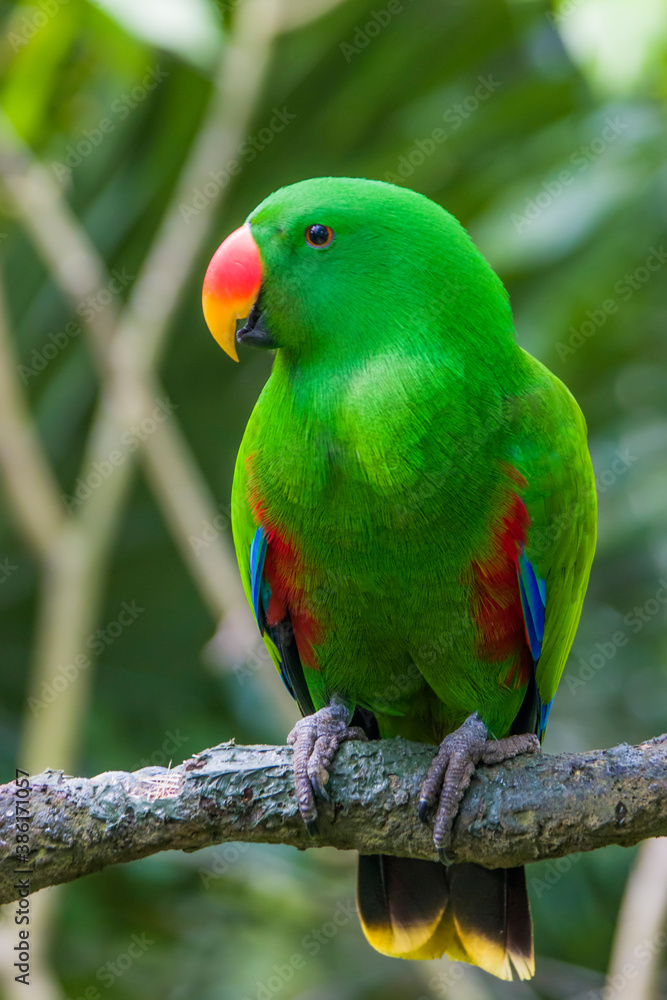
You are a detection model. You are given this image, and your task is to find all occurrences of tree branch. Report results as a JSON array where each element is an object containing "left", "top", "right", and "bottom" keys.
[
  {"left": 0, "top": 116, "right": 248, "bottom": 626},
  {"left": 606, "top": 837, "right": 667, "bottom": 1000},
  {"left": 2, "top": 734, "right": 665, "bottom": 905},
  {"left": 0, "top": 274, "right": 65, "bottom": 562}
]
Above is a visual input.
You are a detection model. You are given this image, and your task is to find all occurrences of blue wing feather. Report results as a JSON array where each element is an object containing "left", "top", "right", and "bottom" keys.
[
  {"left": 247, "top": 527, "right": 313, "bottom": 713},
  {"left": 249, "top": 527, "right": 268, "bottom": 630},
  {"left": 518, "top": 551, "right": 545, "bottom": 658},
  {"left": 517, "top": 550, "right": 552, "bottom": 740}
]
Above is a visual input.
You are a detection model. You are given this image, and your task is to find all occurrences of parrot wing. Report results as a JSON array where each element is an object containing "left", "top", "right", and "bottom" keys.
[
  {"left": 231, "top": 442, "right": 314, "bottom": 716},
  {"left": 512, "top": 356, "right": 597, "bottom": 737}
]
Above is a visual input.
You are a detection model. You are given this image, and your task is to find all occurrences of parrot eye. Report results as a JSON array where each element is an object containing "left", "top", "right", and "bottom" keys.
[{"left": 305, "top": 224, "right": 334, "bottom": 248}]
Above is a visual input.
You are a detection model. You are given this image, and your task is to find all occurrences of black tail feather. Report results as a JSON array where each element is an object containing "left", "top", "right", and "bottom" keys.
[
  {"left": 357, "top": 856, "right": 534, "bottom": 978},
  {"left": 357, "top": 855, "right": 450, "bottom": 958},
  {"left": 449, "top": 863, "right": 534, "bottom": 979}
]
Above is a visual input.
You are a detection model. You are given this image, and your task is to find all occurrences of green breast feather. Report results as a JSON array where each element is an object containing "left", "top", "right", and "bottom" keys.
[{"left": 207, "top": 176, "right": 597, "bottom": 981}]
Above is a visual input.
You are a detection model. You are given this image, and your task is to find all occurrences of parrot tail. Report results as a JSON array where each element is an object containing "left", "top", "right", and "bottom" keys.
[{"left": 357, "top": 855, "right": 534, "bottom": 980}]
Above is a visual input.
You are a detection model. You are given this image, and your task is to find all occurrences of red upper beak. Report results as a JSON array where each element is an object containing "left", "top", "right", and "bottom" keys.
[{"left": 202, "top": 224, "right": 263, "bottom": 361}]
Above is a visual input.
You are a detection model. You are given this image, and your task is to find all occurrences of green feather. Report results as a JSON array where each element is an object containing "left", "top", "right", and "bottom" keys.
[
  {"left": 231, "top": 176, "right": 595, "bottom": 742},
  {"left": 226, "top": 177, "right": 596, "bottom": 978}
]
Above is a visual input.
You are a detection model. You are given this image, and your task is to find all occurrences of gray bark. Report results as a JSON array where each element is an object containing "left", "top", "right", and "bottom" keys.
[{"left": 1, "top": 734, "right": 666, "bottom": 904}]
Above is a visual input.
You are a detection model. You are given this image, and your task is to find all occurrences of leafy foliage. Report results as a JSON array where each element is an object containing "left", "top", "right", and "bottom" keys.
[{"left": 0, "top": 0, "right": 666, "bottom": 996}]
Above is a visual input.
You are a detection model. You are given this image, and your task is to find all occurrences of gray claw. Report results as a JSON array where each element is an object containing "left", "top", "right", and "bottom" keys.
[
  {"left": 288, "top": 699, "right": 367, "bottom": 833},
  {"left": 420, "top": 713, "right": 540, "bottom": 861},
  {"left": 438, "top": 847, "right": 454, "bottom": 867}
]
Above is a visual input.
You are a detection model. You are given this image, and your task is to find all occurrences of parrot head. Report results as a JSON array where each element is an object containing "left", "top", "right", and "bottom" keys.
[{"left": 202, "top": 176, "right": 513, "bottom": 364}]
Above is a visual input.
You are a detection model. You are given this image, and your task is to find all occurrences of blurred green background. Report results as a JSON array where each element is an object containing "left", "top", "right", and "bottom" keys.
[{"left": 0, "top": 0, "right": 666, "bottom": 997}]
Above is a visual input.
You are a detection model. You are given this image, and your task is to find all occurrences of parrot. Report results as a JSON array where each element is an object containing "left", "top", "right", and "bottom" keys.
[{"left": 201, "top": 176, "right": 597, "bottom": 981}]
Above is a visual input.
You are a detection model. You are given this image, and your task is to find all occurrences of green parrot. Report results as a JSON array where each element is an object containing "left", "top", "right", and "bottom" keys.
[{"left": 202, "top": 177, "right": 596, "bottom": 981}]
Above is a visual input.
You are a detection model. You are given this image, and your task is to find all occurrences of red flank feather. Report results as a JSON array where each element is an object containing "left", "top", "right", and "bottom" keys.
[
  {"left": 246, "top": 455, "right": 320, "bottom": 668},
  {"left": 470, "top": 480, "right": 532, "bottom": 689}
]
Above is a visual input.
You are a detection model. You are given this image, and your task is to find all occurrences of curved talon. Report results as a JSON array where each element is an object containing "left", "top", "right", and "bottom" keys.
[
  {"left": 438, "top": 847, "right": 454, "bottom": 867},
  {"left": 288, "top": 702, "right": 367, "bottom": 834},
  {"left": 305, "top": 816, "right": 319, "bottom": 837},
  {"left": 420, "top": 712, "right": 540, "bottom": 860},
  {"left": 417, "top": 799, "right": 431, "bottom": 823}
]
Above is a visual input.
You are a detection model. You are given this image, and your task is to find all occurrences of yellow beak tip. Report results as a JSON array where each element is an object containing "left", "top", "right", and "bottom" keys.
[{"left": 202, "top": 224, "right": 263, "bottom": 363}]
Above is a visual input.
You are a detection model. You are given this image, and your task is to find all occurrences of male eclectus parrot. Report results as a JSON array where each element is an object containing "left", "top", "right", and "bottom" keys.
[{"left": 202, "top": 177, "right": 596, "bottom": 981}]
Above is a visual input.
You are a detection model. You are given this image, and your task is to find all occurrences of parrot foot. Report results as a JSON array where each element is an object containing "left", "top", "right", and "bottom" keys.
[
  {"left": 287, "top": 699, "right": 367, "bottom": 836},
  {"left": 418, "top": 712, "right": 540, "bottom": 864}
]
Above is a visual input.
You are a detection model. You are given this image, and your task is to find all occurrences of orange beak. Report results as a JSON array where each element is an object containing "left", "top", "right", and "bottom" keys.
[{"left": 202, "top": 224, "right": 263, "bottom": 361}]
